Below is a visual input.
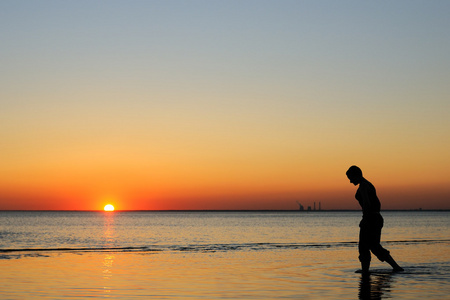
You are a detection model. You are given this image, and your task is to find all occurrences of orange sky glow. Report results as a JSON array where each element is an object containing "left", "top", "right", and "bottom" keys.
[{"left": 1, "top": 2, "right": 449, "bottom": 210}]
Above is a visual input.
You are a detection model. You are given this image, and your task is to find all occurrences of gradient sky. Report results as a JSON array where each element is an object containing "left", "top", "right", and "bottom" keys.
[{"left": 1, "top": 1, "right": 449, "bottom": 210}]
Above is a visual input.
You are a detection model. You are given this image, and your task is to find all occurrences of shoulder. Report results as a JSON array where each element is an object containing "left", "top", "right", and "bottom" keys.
[{"left": 361, "top": 178, "right": 376, "bottom": 191}]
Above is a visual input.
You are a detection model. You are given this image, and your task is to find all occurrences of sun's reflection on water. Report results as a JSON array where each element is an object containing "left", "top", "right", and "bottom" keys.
[
  {"left": 102, "top": 253, "right": 115, "bottom": 296},
  {"left": 103, "top": 212, "right": 116, "bottom": 247},
  {"left": 102, "top": 212, "right": 116, "bottom": 296}
]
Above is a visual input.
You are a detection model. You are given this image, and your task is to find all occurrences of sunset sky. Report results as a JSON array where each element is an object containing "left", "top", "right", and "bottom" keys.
[{"left": 1, "top": 1, "right": 449, "bottom": 210}]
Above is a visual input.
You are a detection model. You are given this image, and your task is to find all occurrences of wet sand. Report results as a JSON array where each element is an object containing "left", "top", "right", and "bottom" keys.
[{"left": 1, "top": 242, "right": 448, "bottom": 299}]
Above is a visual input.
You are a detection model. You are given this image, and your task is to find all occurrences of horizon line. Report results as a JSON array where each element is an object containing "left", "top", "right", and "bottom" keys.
[{"left": 0, "top": 209, "right": 448, "bottom": 212}]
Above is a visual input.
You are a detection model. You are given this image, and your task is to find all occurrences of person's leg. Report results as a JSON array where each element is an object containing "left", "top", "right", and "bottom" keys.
[
  {"left": 358, "top": 225, "right": 372, "bottom": 273},
  {"left": 385, "top": 254, "right": 404, "bottom": 271},
  {"left": 369, "top": 221, "right": 403, "bottom": 271}
]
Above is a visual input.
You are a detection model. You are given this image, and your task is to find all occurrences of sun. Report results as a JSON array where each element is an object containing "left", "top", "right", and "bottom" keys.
[{"left": 104, "top": 204, "right": 115, "bottom": 212}]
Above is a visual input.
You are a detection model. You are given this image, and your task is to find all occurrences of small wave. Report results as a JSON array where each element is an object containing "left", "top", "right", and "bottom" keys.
[
  {"left": 384, "top": 239, "right": 450, "bottom": 245},
  {"left": 1, "top": 239, "right": 448, "bottom": 258},
  {"left": 0, "top": 253, "right": 50, "bottom": 260},
  {"left": 0, "top": 246, "right": 161, "bottom": 254},
  {"left": 171, "top": 241, "right": 360, "bottom": 252}
]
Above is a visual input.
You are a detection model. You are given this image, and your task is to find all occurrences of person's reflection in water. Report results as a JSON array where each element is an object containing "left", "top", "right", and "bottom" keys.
[
  {"left": 346, "top": 166, "right": 404, "bottom": 274},
  {"left": 359, "top": 273, "right": 392, "bottom": 300}
]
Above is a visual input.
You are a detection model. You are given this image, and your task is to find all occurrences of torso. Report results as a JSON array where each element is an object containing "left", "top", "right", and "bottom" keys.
[{"left": 356, "top": 179, "right": 381, "bottom": 215}]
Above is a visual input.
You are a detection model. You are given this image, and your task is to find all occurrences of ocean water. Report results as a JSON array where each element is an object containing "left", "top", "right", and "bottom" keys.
[{"left": 0, "top": 211, "right": 449, "bottom": 299}]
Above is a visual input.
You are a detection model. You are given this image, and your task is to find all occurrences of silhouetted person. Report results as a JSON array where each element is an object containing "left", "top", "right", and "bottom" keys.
[{"left": 346, "top": 166, "right": 404, "bottom": 274}]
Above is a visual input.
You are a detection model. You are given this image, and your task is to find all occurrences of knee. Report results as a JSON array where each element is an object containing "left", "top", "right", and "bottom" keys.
[
  {"left": 371, "top": 247, "right": 390, "bottom": 262},
  {"left": 359, "top": 252, "right": 371, "bottom": 263}
]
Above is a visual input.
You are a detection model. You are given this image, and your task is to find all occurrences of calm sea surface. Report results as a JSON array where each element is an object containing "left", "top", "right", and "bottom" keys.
[{"left": 1, "top": 211, "right": 449, "bottom": 299}]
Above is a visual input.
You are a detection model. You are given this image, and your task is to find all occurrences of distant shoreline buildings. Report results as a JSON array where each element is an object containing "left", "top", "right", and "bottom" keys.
[{"left": 297, "top": 201, "right": 321, "bottom": 211}]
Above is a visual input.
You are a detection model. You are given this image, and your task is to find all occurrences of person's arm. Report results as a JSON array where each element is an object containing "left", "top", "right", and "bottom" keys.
[{"left": 359, "top": 181, "right": 372, "bottom": 212}]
